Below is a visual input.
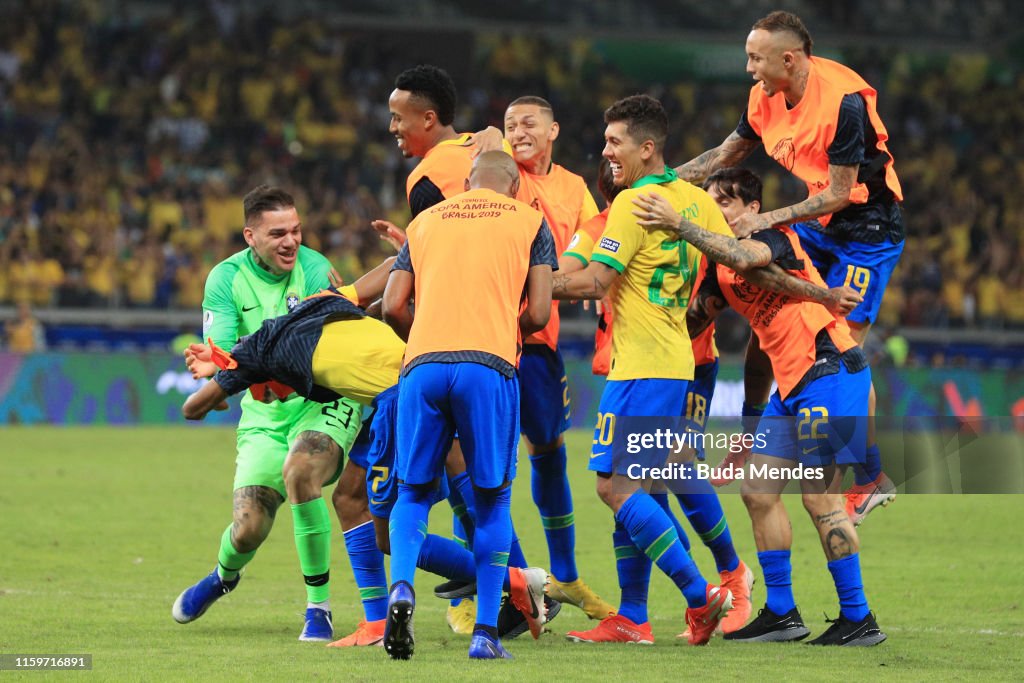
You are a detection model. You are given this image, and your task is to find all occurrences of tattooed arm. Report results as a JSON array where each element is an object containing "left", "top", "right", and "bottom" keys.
[
  {"left": 633, "top": 192, "right": 773, "bottom": 271},
  {"left": 633, "top": 193, "right": 863, "bottom": 315},
  {"left": 731, "top": 163, "right": 859, "bottom": 238},
  {"left": 743, "top": 264, "right": 862, "bottom": 316},
  {"left": 674, "top": 131, "right": 760, "bottom": 184},
  {"left": 551, "top": 261, "right": 619, "bottom": 301}
]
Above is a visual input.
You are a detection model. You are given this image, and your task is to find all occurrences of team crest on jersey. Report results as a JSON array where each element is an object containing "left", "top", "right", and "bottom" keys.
[
  {"left": 599, "top": 237, "right": 621, "bottom": 253},
  {"left": 769, "top": 137, "right": 796, "bottom": 171},
  {"left": 730, "top": 275, "right": 759, "bottom": 303},
  {"left": 286, "top": 293, "right": 300, "bottom": 311}
]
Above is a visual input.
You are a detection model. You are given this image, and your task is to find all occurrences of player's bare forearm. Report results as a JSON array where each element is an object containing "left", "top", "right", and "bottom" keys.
[
  {"left": 182, "top": 379, "right": 230, "bottom": 421},
  {"left": 551, "top": 262, "right": 617, "bottom": 301},
  {"left": 381, "top": 270, "right": 415, "bottom": 342},
  {"left": 382, "top": 302, "right": 413, "bottom": 342},
  {"left": 352, "top": 256, "right": 397, "bottom": 306},
  {"left": 742, "top": 265, "right": 825, "bottom": 302},
  {"left": 744, "top": 265, "right": 862, "bottom": 315},
  {"left": 674, "top": 132, "right": 759, "bottom": 183},
  {"left": 632, "top": 193, "right": 773, "bottom": 271},
  {"left": 739, "top": 164, "right": 858, "bottom": 236},
  {"left": 521, "top": 265, "right": 553, "bottom": 336}
]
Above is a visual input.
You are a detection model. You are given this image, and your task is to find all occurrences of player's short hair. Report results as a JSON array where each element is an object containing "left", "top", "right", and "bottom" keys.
[
  {"left": 703, "top": 168, "right": 763, "bottom": 206},
  {"left": 508, "top": 95, "right": 554, "bottom": 117},
  {"left": 596, "top": 158, "right": 623, "bottom": 205},
  {"left": 394, "top": 65, "right": 457, "bottom": 126},
  {"left": 604, "top": 94, "right": 668, "bottom": 152},
  {"left": 243, "top": 185, "right": 295, "bottom": 227},
  {"left": 752, "top": 11, "right": 813, "bottom": 56}
]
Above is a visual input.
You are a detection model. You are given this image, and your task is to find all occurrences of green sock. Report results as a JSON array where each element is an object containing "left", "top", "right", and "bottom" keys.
[
  {"left": 292, "top": 497, "right": 332, "bottom": 603},
  {"left": 217, "top": 525, "right": 256, "bottom": 581}
]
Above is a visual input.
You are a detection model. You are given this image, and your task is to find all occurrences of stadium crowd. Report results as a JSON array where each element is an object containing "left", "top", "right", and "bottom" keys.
[{"left": 1, "top": 1, "right": 1021, "bottom": 329}]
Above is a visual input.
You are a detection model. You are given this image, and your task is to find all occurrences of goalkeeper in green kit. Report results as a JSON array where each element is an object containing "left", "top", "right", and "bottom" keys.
[{"left": 172, "top": 186, "right": 366, "bottom": 642}]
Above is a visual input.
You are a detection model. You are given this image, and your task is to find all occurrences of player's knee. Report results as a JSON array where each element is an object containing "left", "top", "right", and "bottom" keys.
[
  {"left": 230, "top": 513, "right": 272, "bottom": 553},
  {"left": 525, "top": 435, "right": 563, "bottom": 456},
  {"left": 801, "top": 491, "right": 840, "bottom": 518},
  {"left": 741, "top": 488, "right": 777, "bottom": 515},
  {"left": 231, "top": 485, "right": 281, "bottom": 551},
  {"left": 595, "top": 473, "right": 631, "bottom": 511},
  {"left": 281, "top": 452, "right": 314, "bottom": 487}
]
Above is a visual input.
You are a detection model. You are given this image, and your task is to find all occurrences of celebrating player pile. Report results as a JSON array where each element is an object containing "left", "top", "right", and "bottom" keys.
[{"left": 176, "top": 8, "right": 901, "bottom": 657}]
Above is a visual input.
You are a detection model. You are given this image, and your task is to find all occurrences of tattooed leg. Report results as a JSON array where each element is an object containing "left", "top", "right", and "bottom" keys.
[
  {"left": 283, "top": 430, "right": 342, "bottom": 504},
  {"left": 230, "top": 485, "right": 284, "bottom": 552},
  {"left": 803, "top": 492, "right": 861, "bottom": 561}
]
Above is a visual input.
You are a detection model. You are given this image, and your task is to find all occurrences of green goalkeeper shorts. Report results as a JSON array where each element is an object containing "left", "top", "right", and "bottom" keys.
[{"left": 233, "top": 394, "right": 363, "bottom": 499}]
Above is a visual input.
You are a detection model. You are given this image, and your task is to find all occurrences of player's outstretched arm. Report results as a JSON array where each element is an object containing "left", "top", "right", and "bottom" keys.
[
  {"left": 382, "top": 269, "right": 415, "bottom": 342},
  {"left": 551, "top": 261, "right": 618, "bottom": 301},
  {"left": 345, "top": 256, "right": 398, "bottom": 307},
  {"left": 674, "top": 131, "right": 759, "bottom": 184},
  {"left": 520, "top": 264, "right": 553, "bottom": 337},
  {"left": 632, "top": 192, "right": 773, "bottom": 271},
  {"left": 742, "top": 265, "right": 862, "bottom": 316},
  {"left": 731, "top": 163, "right": 859, "bottom": 238},
  {"left": 182, "top": 379, "right": 230, "bottom": 421}
]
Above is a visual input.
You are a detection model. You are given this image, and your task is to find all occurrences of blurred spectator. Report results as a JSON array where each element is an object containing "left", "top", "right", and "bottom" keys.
[
  {"left": 4, "top": 302, "right": 46, "bottom": 353},
  {"left": 0, "top": 1, "right": 1018, "bottom": 334}
]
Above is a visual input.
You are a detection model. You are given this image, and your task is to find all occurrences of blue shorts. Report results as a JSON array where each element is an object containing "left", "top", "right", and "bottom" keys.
[
  {"left": 792, "top": 223, "right": 905, "bottom": 325},
  {"left": 519, "top": 344, "right": 571, "bottom": 445},
  {"left": 590, "top": 378, "right": 690, "bottom": 475},
  {"left": 397, "top": 362, "right": 519, "bottom": 489},
  {"left": 755, "top": 362, "right": 870, "bottom": 468},
  {"left": 347, "top": 409, "right": 375, "bottom": 471},
  {"left": 687, "top": 360, "right": 719, "bottom": 460},
  {"left": 362, "top": 384, "right": 418, "bottom": 519}
]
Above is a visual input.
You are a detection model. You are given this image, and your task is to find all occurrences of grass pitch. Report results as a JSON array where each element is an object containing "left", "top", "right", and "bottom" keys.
[{"left": 1, "top": 427, "right": 1022, "bottom": 681}]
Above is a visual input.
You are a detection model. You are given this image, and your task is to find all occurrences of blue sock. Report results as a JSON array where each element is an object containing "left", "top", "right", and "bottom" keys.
[
  {"left": 854, "top": 444, "right": 883, "bottom": 486},
  {"left": 448, "top": 471, "right": 477, "bottom": 546},
  {"left": 828, "top": 553, "right": 869, "bottom": 622},
  {"left": 342, "top": 521, "right": 388, "bottom": 621},
  {"left": 472, "top": 487, "right": 513, "bottom": 629},
  {"left": 612, "top": 520, "right": 651, "bottom": 625},
  {"left": 388, "top": 483, "right": 434, "bottom": 588},
  {"left": 617, "top": 491, "right": 708, "bottom": 607},
  {"left": 650, "top": 492, "right": 690, "bottom": 553},
  {"left": 530, "top": 445, "right": 578, "bottom": 582},
  {"left": 418, "top": 534, "right": 476, "bottom": 584},
  {"left": 758, "top": 549, "right": 796, "bottom": 616},
  {"left": 676, "top": 464, "right": 739, "bottom": 573},
  {"left": 508, "top": 522, "right": 528, "bottom": 569}
]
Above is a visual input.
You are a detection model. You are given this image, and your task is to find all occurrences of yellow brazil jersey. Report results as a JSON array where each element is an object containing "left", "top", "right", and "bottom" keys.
[
  {"left": 590, "top": 179, "right": 730, "bottom": 381},
  {"left": 309, "top": 287, "right": 405, "bottom": 406}
]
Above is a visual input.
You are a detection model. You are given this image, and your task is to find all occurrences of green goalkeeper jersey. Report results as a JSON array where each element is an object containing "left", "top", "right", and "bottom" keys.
[{"left": 202, "top": 245, "right": 333, "bottom": 427}]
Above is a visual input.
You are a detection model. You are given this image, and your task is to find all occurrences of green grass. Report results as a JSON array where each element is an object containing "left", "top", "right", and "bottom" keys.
[{"left": 1, "top": 427, "right": 1022, "bottom": 681}]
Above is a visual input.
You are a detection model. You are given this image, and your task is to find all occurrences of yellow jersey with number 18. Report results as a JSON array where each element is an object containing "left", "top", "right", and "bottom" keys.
[{"left": 591, "top": 179, "right": 730, "bottom": 381}]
